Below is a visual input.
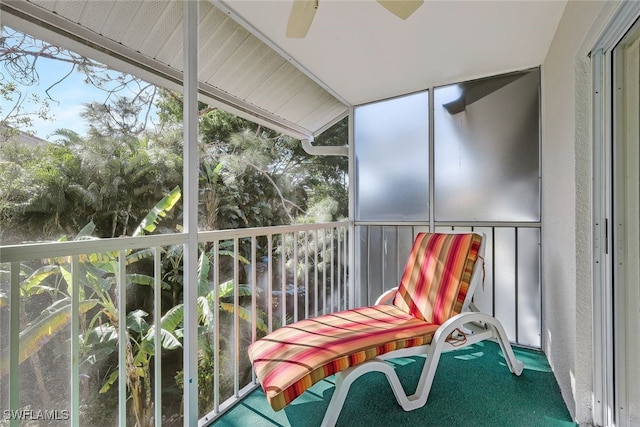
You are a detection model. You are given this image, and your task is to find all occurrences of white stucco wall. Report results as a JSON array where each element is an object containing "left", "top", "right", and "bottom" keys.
[{"left": 541, "top": 1, "right": 618, "bottom": 424}]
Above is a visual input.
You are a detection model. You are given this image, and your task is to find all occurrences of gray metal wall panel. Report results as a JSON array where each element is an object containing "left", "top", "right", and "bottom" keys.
[
  {"left": 355, "top": 226, "right": 368, "bottom": 308},
  {"left": 367, "top": 226, "right": 384, "bottom": 304},
  {"left": 396, "top": 226, "right": 415, "bottom": 288},
  {"left": 517, "top": 228, "right": 541, "bottom": 347},
  {"left": 355, "top": 224, "right": 541, "bottom": 347},
  {"left": 494, "top": 227, "right": 517, "bottom": 341},
  {"left": 382, "top": 226, "right": 399, "bottom": 293},
  {"left": 356, "top": 225, "right": 422, "bottom": 305},
  {"left": 472, "top": 226, "right": 495, "bottom": 317}
]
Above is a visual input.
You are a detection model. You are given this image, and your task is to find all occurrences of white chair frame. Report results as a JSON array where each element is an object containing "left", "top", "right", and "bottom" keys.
[{"left": 319, "top": 232, "right": 524, "bottom": 427}]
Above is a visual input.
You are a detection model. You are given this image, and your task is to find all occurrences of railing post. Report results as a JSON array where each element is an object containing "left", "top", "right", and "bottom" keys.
[
  {"left": 9, "top": 262, "right": 20, "bottom": 427},
  {"left": 322, "top": 229, "right": 327, "bottom": 315},
  {"left": 70, "top": 256, "right": 80, "bottom": 427},
  {"left": 267, "top": 235, "right": 273, "bottom": 333},
  {"left": 118, "top": 251, "right": 127, "bottom": 425},
  {"left": 313, "top": 230, "right": 318, "bottom": 316},
  {"left": 330, "top": 228, "right": 335, "bottom": 312},
  {"left": 213, "top": 240, "right": 220, "bottom": 413},
  {"left": 293, "top": 231, "right": 299, "bottom": 322},
  {"left": 304, "top": 231, "right": 309, "bottom": 319},
  {"left": 153, "top": 247, "right": 162, "bottom": 426},
  {"left": 281, "top": 234, "right": 287, "bottom": 325},
  {"left": 233, "top": 238, "right": 240, "bottom": 397},
  {"left": 250, "top": 236, "right": 257, "bottom": 381},
  {"left": 337, "top": 227, "right": 342, "bottom": 311}
]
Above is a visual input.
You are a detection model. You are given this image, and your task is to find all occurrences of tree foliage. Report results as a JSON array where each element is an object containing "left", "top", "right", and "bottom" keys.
[
  {"left": 155, "top": 92, "right": 348, "bottom": 230},
  {"left": 0, "top": 25, "right": 348, "bottom": 425},
  {"left": 0, "top": 127, "right": 183, "bottom": 243},
  {"left": 0, "top": 26, "right": 348, "bottom": 241},
  {"left": 1, "top": 96, "right": 347, "bottom": 244}
]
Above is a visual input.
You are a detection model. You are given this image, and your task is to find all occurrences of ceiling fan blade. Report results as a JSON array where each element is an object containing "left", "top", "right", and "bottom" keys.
[
  {"left": 286, "top": 0, "right": 318, "bottom": 38},
  {"left": 377, "top": 0, "right": 424, "bottom": 20}
]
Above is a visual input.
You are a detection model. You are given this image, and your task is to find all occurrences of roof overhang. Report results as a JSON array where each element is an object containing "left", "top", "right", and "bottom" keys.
[{"left": 1, "top": 0, "right": 349, "bottom": 140}]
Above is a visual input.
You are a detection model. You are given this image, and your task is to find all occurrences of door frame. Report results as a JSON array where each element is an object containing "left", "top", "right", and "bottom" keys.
[{"left": 592, "top": 3, "right": 640, "bottom": 426}]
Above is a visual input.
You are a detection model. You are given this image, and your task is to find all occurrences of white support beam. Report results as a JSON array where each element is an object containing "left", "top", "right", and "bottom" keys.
[
  {"left": 347, "top": 107, "right": 356, "bottom": 309},
  {"left": 183, "top": 1, "right": 200, "bottom": 425}
]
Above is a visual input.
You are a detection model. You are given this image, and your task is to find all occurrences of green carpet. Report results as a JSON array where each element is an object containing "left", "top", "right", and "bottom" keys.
[{"left": 213, "top": 341, "right": 575, "bottom": 427}]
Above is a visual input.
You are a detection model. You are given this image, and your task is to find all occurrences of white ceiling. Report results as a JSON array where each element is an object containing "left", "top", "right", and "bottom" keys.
[
  {"left": 219, "top": 0, "right": 568, "bottom": 106},
  {"left": 3, "top": 0, "right": 568, "bottom": 139}
]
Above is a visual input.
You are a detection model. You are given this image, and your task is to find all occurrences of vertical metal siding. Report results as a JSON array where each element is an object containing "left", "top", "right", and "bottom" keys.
[{"left": 355, "top": 224, "right": 542, "bottom": 347}]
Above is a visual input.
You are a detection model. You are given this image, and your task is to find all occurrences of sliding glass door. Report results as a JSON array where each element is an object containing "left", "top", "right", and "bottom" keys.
[{"left": 613, "top": 17, "right": 640, "bottom": 427}]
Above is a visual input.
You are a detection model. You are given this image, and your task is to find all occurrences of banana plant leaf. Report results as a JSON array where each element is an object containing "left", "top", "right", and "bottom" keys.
[
  {"left": 99, "top": 369, "right": 119, "bottom": 394},
  {"left": 0, "top": 299, "right": 99, "bottom": 378},
  {"left": 133, "top": 185, "right": 181, "bottom": 236},
  {"left": 220, "top": 302, "right": 268, "bottom": 333},
  {"left": 20, "top": 265, "right": 60, "bottom": 296},
  {"left": 160, "top": 304, "right": 183, "bottom": 332}
]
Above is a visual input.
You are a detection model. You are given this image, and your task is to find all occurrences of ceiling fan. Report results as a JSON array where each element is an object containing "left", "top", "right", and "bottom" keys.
[{"left": 286, "top": 0, "right": 424, "bottom": 38}]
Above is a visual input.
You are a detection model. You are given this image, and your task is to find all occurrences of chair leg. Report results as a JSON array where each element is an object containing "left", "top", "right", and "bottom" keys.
[
  {"left": 401, "top": 343, "right": 442, "bottom": 411},
  {"left": 319, "top": 313, "right": 524, "bottom": 426},
  {"left": 457, "top": 311, "right": 525, "bottom": 376},
  {"left": 481, "top": 316, "right": 525, "bottom": 376},
  {"left": 320, "top": 358, "right": 412, "bottom": 427},
  {"left": 321, "top": 353, "right": 442, "bottom": 427},
  {"left": 407, "top": 312, "right": 525, "bottom": 411}
]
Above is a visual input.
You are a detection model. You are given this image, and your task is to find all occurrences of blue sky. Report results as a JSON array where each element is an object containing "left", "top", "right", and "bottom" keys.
[
  {"left": 26, "top": 59, "right": 94, "bottom": 138},
  {"left": 1, "top": 45, "right": 96, "bottom": 139},
  {"left": 1, "top": 26, "right": 156, "bottom": 141}
]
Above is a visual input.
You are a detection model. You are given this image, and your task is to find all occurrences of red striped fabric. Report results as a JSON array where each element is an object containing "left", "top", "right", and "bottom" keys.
[
  {"left": 392, "top": 233, "right": 481, "bottom": 324},
  {"left": 247, "top": 232, "right": 482, "bottom": 412},
  {"left": 248, "top": 304, "right": 439, "bottom": 411}
]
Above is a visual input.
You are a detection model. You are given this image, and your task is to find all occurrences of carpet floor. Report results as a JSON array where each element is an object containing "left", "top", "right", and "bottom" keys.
[{"left": 213, "top": 341, "right": 575, "bottom": 427}]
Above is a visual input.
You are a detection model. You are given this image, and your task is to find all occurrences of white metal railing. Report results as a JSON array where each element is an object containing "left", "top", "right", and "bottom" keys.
[{"left": 0, "top": 221, "right": 349, "bottom": 427}]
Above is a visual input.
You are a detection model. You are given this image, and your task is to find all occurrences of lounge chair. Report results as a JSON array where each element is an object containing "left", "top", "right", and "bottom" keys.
[{"left": 248, "top": 232, "right": 524, "bottom": 426}]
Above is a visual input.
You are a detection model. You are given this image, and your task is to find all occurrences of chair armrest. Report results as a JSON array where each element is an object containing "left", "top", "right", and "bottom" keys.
[{"left": 375, "top": 287, "right": 399, "bottom": 305}]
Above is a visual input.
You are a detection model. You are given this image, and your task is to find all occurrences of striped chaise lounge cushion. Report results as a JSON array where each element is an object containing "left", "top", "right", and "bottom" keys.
[{"left": 247, "top": 232, "right": 482, "bottom": 412}]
